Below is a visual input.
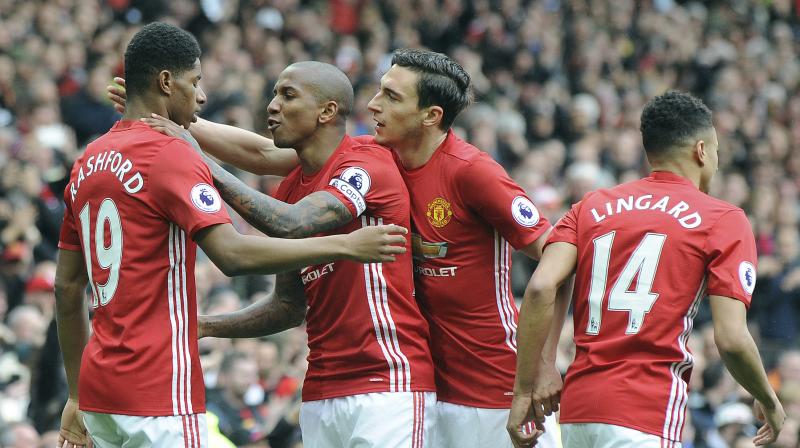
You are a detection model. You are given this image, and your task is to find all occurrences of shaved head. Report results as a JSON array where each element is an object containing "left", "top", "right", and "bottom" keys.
[{"left": 284, "top": 61, "right": 354, "bottom": 121}]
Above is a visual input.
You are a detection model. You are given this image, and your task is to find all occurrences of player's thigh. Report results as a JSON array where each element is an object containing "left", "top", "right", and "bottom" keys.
[
  {"left": 435, "top": 402, "right": 511, "bottom": 448},
  {"left": 436, "top": 402, "right": 561, "bottom": 448},
  {"left": 349, "top": 391, "right": 436, "bottom": 448},
  {"left": 301, "top": 392, "right": 436, "bottom": 448},
  {"left": 86, "top": 412, "right": 207, "bottom": 448},
  {"left": 561, "top": 423, "right": 673, "bottom": 448},
  {"left": 300, "top": 399, "right": 344, "bottom": 448},
  {"left": 82, "top": 411, "right": 124, "bottom": 448}
]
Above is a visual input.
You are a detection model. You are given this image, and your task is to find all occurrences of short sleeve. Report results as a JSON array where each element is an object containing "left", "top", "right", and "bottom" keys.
[
  {"left": 149, "top": 140, "right": 231, "bottom": 239},
  {"left": 323, "top": 148, "right": 397, "bottom": 219},
  {"left": 58, "top": 186, "right": 82, "bottom": 251},
  {"left": 705, "top": 209, "right": 757, "bottom": 307},
  {"left": 457, "top": 155, "right": 549, "bottom": 249},
  {"left": 546, "top": 202, "right": 579, "bottom": 248}
]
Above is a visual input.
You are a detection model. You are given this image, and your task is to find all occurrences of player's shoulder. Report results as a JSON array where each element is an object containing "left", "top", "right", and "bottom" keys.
[
  {"left": 440, "top": 132, "right": 486, "bottom": 165},
  {"left": 341, "top": 135, "right": 395, "bottom": 162},
  {"left": 334, "top": 136, "right": 399, "bottom": 182}
]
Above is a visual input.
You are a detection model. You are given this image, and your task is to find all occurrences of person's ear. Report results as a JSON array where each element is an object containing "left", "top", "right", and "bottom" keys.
[
  {"left": 158, "top": 70, "right": 173, "bottom": 96},
  {"left": 421, "top": 106, "right": 444, "bottom": 128},
  {"left": 693, "top": 139, "right": 707, "bottom": 166},
  {"left": 319, "top": 101, "right": 339, "bottom": 124}
]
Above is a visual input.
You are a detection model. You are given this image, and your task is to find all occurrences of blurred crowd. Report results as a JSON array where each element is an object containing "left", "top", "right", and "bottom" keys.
[{"left": 0, "top": 0, "right": 798, "bottom": 446}]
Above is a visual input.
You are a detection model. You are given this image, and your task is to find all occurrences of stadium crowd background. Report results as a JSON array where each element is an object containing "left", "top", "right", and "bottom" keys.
[{"left": 0, "top": 0, "right": 798, "bottom": 446}]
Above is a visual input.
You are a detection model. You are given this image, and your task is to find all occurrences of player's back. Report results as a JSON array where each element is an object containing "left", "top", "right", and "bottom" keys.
[
  {"left": 59, "top": 120, "right": 229, "bottom": 416},
  {"left": 553, "top": 171, "right": 756, "bottom": 440}
]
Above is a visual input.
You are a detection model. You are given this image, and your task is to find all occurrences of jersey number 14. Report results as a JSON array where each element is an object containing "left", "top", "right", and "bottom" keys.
[
  {"left": 79, "top": 199, "right": 123, "bottom": 308},
  {"left": 586, "top": 232, "right": 666, "bottom": 335}
]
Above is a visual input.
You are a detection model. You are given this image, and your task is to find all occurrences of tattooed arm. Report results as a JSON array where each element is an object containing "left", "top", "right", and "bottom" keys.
[
  {"left": 199, "top": 271, "right": 306, "bottom": 338},
  {"left": 210, "top": 159, "right": 353, "bottom": 238},
  {"left": 142, "top": 115, "right": 353, "bottom": 238}
]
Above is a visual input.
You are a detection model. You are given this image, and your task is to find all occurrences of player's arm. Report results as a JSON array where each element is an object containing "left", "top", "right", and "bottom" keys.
[
  {"left": 209, "top": 162, "right": 352, "bottom": 238},
  {"left": 184, "top": 117, "right": 298, "bottom": 176},
  {"left": 144, "top": 113, "right": 352, "bottom": 238},
  {"left": 195, "top": 222, "right": 406, "bottom": 276},
  {"left": 519, "top": 232, "right": 573, "bottom": 403},
  {"left": 55, "top": 248, "right": 92, "bottom": 448},
  {"left": 508, "top": 242, "right": 576, "bottom": 447},
  {"left": 108, "top": 77, "right": 298, "bottom": 176},
  {"left": 200, "top": 271, "right": 305, "bottom": 338},
  {"left": 709, "top": 295, "right": 785, "bottom": 445}
]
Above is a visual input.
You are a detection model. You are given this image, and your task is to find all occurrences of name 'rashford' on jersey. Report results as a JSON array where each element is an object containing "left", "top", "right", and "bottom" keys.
[
  {"left": 548, "top": 171, "right": 757, "bottom": 442},
  {"left": 358, "top": 131, "right": 550, "bottom": 408},
  {"left": 274, "top": 135, "right": 435, "bottom": 402},
  {"left": 58, "top": 120, "right": 231, "bottom": 416}
]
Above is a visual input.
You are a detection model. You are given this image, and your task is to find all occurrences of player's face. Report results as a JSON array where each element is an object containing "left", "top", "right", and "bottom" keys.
[
  {"left": 367, "top": 65, "right": 428, "bottom": 148},
  {"left": 167, "top": 59, "right": 206, "bottom": 128},
  {"left": 267, "top": 67, "right": 324, "bottom": 149},
  {"left": 699, "top": 127, "right": 719, "bottom": 193}
]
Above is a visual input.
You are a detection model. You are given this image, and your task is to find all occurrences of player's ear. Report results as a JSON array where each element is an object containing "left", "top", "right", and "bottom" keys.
[
  {"left": 693, "top": 139, "right": 707, "bottom": 166},
  {"left": 319, "top": 100, "right": 339, "bottom": 125},
  {"left": 158, "top": 70, "right": 172, "bottom": 96},
  {"left": 421, "top": 105, "right": 444, "bottom": 129}
]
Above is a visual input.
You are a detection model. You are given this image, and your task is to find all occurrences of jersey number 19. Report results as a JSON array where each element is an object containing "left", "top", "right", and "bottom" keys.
[{"left": 79, "top": 198, "right": 123, "bottom": 308}]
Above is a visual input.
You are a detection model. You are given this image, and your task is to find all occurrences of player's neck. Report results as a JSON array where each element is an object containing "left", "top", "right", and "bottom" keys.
[
  {"left": 122, "top": 98, "right": 168, "bottom": 123},
  {"left": 649, "top": 161, "right": 702, "bottom": 190},
  {"left": 395, "top": 129, "right": 447, "bottom": 170},
  {"left": 296, "top": 127, "right": 346, "bottom": 175}
]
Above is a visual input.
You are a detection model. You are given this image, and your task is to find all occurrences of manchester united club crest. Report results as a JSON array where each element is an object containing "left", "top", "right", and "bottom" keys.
[{"left": 426, "top": 197, "right": 453, "bottom": 228}]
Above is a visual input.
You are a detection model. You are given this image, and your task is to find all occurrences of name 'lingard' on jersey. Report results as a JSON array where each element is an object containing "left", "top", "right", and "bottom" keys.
[
  {"left": 69, "top": 149, "right": 144, "bottom": 201},
  {"left": 590, "top": 194, "right": 702, "bottom": 229}
]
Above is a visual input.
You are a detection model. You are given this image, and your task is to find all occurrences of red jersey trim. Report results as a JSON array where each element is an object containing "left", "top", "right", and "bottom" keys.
[
  {"left": 661, "top": 277, "right": 705, "bottom": 442},
  {"left": 78, "top": 404, "right": 207, "bottom": 417},
  {"left": 167, "top": 224, "right": 198, "bottom": 416},
  {"left": 361, "top": 215, "right": 413, "bottom": 392},
  {"left": 58, "top": 241, "right": 82, "bottom": 251}
]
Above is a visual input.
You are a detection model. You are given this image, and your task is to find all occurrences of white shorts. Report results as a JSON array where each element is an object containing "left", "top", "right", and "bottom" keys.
[
  {"left": 82, "top": 411, "right": 207, "bottom": 448},
  {"left": 299, "top": 391, "right": 436, "bottom": 448},
  {"left": 561, "top": 423, "right": 681, "bottom": 448},
  {"left": 435, "top": 401, "right": 561, "bottom": 448}
]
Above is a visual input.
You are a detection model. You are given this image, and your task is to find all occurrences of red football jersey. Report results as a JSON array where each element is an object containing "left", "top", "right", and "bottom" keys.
[
  {"left": 58, "top": 120, "right": 231, "bottom": 416},
  {"left": 360, "top": 131, "right": 549, "bottom": 408},
  {"left": 548, "top": 171, "right": 757, "bottom": 441},
  {"left": 273, "top": 135, "right": 435, "bottom": 401}
]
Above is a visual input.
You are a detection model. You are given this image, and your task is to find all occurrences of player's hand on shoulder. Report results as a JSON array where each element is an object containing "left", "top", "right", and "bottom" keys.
[
  {"left": 141, "top": 113, "right": 204, "bottom": 153},
  {"left": 345, "top": 224, "right": 407, "bottom": 263},
  {"left": 58, "top": 397, "right": 92, "bottom": 448},
  {"left": 106, "top": 77, "right": 126, "bottom": 114},
  {"left": 753, "top": 398, "right": 785, "bottom": 446}
]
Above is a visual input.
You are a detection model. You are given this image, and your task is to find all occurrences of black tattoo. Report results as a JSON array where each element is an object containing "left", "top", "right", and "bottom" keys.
[
  {"left": 201, "top": 271, "right": 306, "bottom": 338},
  {"left": 208, "top": 158, "right": 353, "bottom": 238}
]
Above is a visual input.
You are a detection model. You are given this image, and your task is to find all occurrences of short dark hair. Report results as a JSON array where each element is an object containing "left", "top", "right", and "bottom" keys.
[
  {"left": 391, "top": 48, "right": 472, "bottom": 130},
  {"left": 640, "top": 91, "right": 713, "bottom": 158},
  {"left": 124, "top": 22, "right": 201, "bottom": 98}
]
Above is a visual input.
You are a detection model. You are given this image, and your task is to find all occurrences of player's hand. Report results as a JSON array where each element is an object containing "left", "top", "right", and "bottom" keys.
[
  {"left": 507, "top": 393, "right": 542, "bottom": 448},
  {"left": 531, "top": 362, "right": 562, "bottom": 421},
  {"left": 58, "top": 397, "right": 92, "bottom": 448},
  {"left": 344, "top": 224, "right": 407, "bottom": 262},
  {"left": 107, "top": 77, "right": 127, "bottom": 114},
  {"left": 753, "top": 398, "right": 785, "bottom": 445},
  {"left": 141, "top": 113, "right": 203, "bottom": 153}
]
